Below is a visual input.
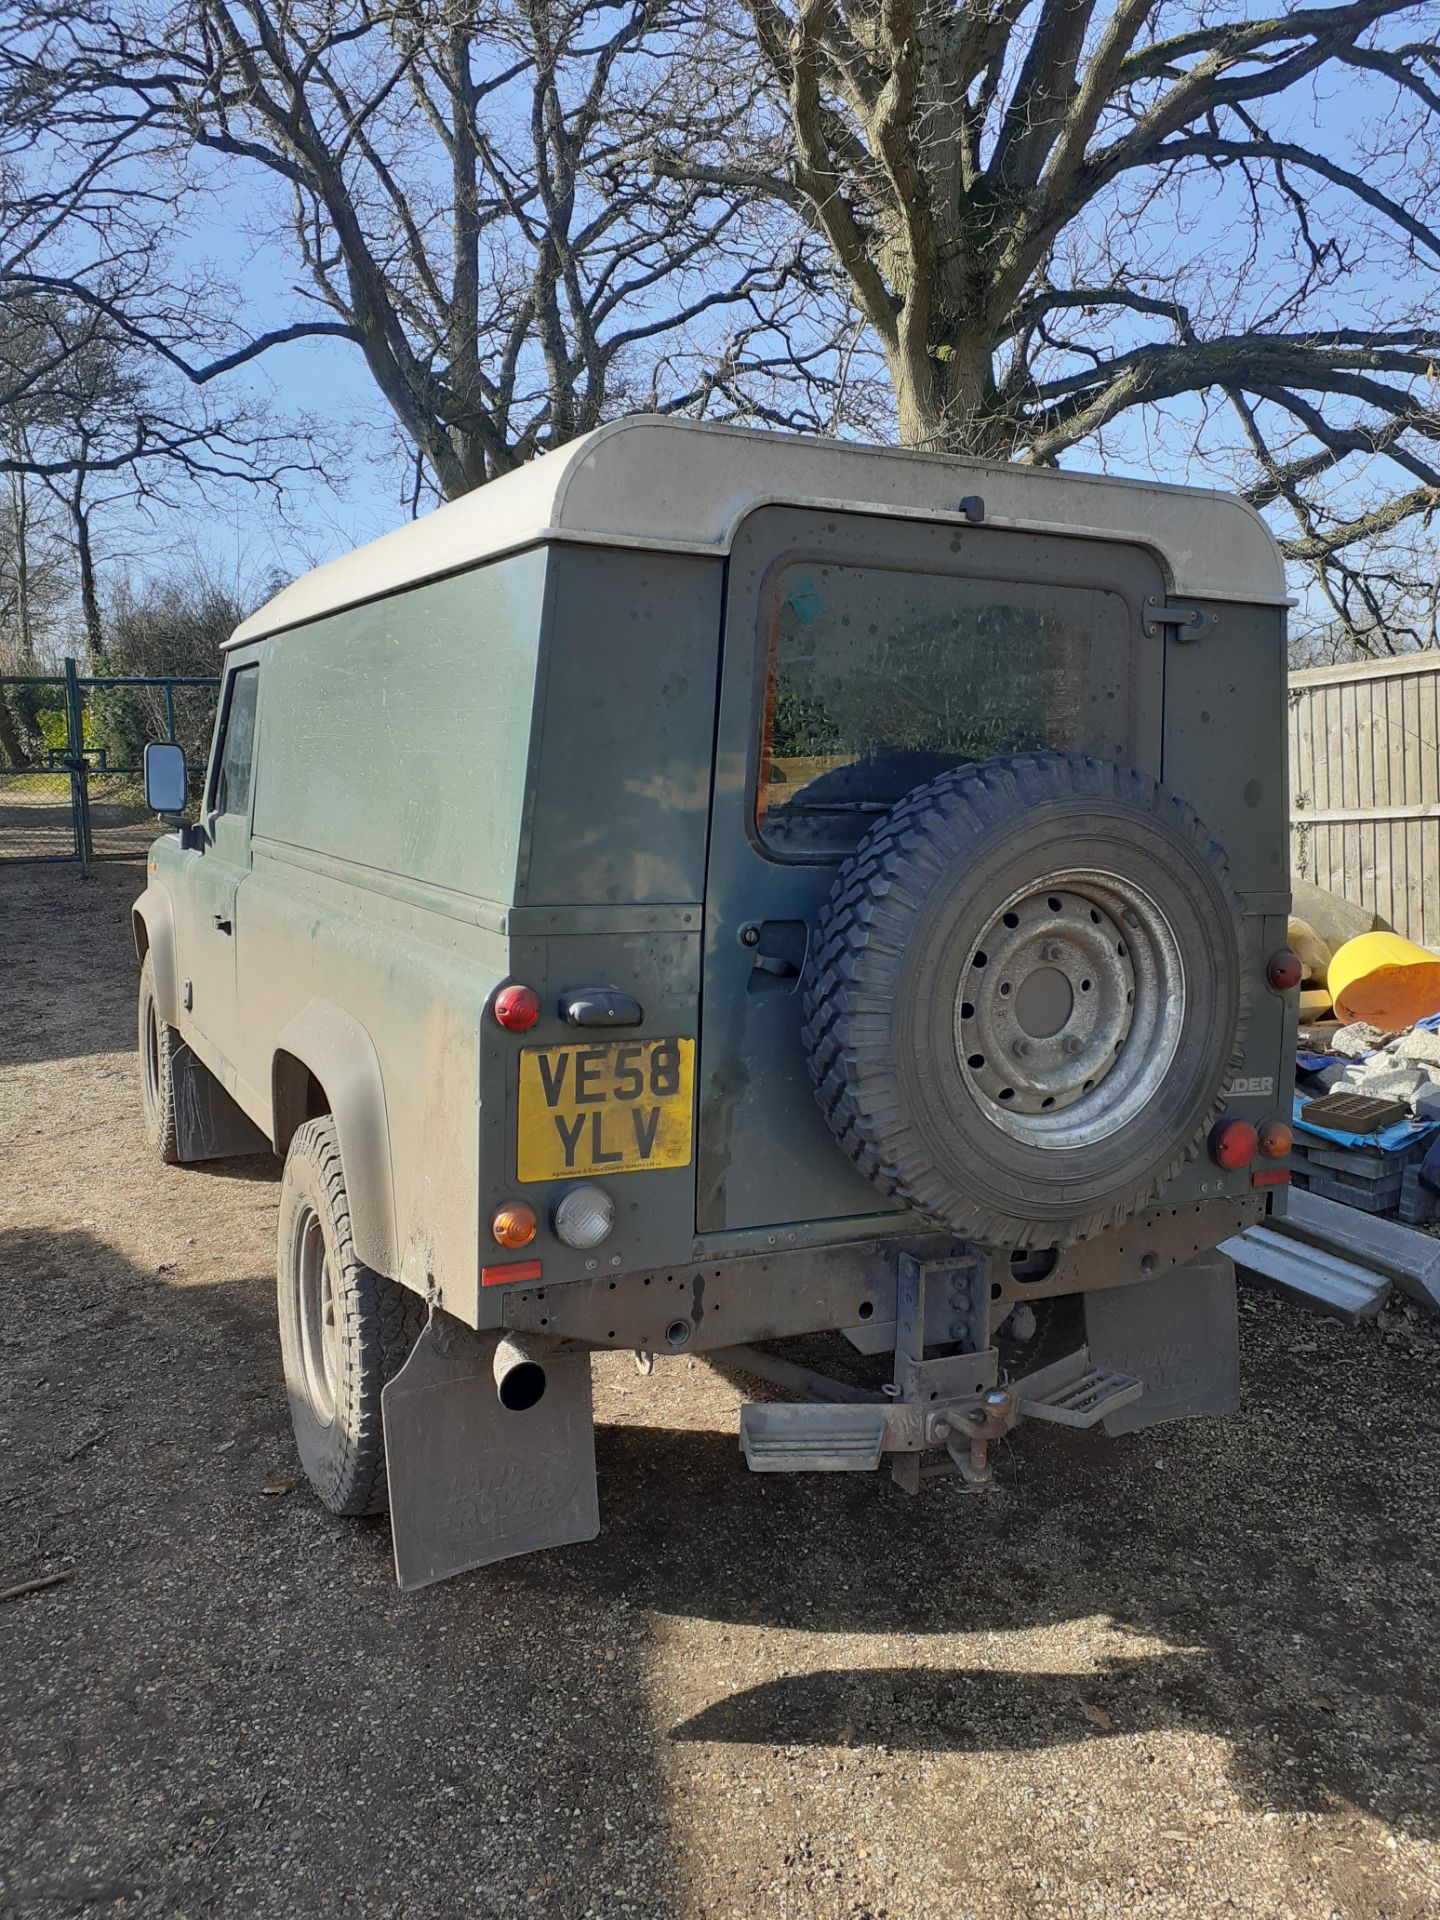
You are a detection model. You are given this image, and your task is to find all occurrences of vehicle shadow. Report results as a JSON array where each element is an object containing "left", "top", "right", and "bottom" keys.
[
  {"left": 576, "top": 1341, "right": 1438, "bottom": 1841},
  {"left": 5, "top": 1221, "right": 1435, "bottom": 1920},
  {"left": 190, "top": 1152, "right": 283, "bottom": 1185},
  {"left": 0, "top": 1227, "right": 675, "bottom": 1918}
]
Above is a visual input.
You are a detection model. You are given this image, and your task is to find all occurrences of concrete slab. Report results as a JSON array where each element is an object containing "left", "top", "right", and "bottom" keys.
[
  {"left": 1222, "top": 1224, "right": 1392, "bottom": 1324},
  {"left": 1283, "top": 1186, "right": 1440, "bottom": 1310}
]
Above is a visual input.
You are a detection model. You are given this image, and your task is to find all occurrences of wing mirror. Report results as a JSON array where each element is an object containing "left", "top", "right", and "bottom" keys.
[{"left": 143, "top": 741, "right": 188, "bottom": 815}]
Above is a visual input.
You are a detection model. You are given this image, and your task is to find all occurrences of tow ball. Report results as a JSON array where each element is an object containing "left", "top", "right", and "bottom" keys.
[{"left": 931, "top": 1387, "right": 1019, "bottom": 1487}]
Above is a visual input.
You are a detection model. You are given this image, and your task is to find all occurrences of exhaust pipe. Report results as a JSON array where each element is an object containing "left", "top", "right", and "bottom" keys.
[{"left": 493, "top": 1332, "right": 551, "bottom": 1412}]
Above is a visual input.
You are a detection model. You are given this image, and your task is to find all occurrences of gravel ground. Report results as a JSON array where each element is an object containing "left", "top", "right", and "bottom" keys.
[{"left": 2, "top": 861, "right": 1438, "bottom": 1920}]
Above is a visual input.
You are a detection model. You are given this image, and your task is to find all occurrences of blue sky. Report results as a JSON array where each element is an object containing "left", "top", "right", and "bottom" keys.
[{"left": 88, "top": 17, "right": 1432, "bottom": 650}]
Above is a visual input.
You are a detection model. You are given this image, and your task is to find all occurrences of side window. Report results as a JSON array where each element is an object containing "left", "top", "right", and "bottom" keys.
[{"left": 211, "top": 665, "right": 260, "bottom": 820}]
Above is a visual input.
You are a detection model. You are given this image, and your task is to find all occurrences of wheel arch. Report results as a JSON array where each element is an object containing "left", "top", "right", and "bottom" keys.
[
  {"left": 271, "top": 1001, "right": 399, "bottom": 1278},
  {"left": 133, "top": 884, "right": 180, "bottom": 1026}
]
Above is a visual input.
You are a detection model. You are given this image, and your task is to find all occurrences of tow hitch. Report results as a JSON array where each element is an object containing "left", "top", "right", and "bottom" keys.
[{"left": 728, "top": 1253, "right": 1144, "bottom": 1489}]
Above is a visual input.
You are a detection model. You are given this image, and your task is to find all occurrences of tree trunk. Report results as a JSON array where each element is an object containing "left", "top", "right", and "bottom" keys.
[
  {"left": 889, "top": 335, "right": 998, "bottom": 458},
  {"left": 0, "top": 686, "right": 27, "bottom": 769},
  {"left": 71, "top": 493, "right": 102, "bottom": 663},
  {"left": 12, "top": 473, "right": 35, "bottom": 669}
]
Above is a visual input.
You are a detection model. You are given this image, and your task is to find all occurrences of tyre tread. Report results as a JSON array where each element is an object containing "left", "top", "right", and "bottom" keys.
[
  {"left": 280, "top": 1116, "right": 425, "bottom": 1517},
  {"left": 137, "top": 953, "right": 180, "bottom": 1166},
  {"left": 800, "top": 752, "right": 1248, "bottom": 1247}
]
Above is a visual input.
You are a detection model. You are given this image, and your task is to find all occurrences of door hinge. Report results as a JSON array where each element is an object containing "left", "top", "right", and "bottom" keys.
[{"left": 1144, "top": 597, "right": 1217, "bottom": 641}]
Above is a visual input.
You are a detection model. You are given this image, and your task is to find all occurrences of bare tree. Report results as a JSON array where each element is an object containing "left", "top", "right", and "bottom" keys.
[
  {"left": 0, "top": 273, "right": 333, "bottom": 667},
  {"left": 0, "top": 458, "right": 74, "bottom": 765},
  {"left": 0, "top": 466, "right": 70, "bottom": 665},
  {"left": 1, "top": 0, "right": 865, "bottom": 502},
  {"left": 87, "top": 555, "right": 265, "bottom": 770},
  {"left": 694, "top": 0, "right": 1440, "bottom": 648}
]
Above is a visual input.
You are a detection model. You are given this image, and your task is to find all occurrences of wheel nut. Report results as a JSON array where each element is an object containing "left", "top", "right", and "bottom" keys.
[
  {"left": 1011, "top": 1037, "right": 1032, "bottom": 1058},
  {"left": 1040, "top": 942, "right": 1062, "bottom": 963},
  {"left": 1062, "top": 1034, "right": 1084, "bottom": 1056}
]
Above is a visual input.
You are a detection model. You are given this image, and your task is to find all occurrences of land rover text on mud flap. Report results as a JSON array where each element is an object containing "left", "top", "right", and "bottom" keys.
[{"left": 134, "top": 417, "right": 1298, "bottom": 1589}]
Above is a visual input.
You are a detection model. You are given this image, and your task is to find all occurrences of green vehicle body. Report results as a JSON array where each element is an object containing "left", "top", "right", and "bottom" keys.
[{"left": 133, "top": 418, "right": 1297, "bottom": 1585}]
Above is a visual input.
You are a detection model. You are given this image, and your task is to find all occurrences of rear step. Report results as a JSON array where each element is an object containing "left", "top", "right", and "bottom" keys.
[
  {"left": 739, "top": 1403, "right": 888, "bottom": 1472},
  {"left": 737, "top": 1345, "right": 1144, "bottom": 1474},
  {"left": 1017, "top": 1349, "right": 1144, "bottom": 1429}
]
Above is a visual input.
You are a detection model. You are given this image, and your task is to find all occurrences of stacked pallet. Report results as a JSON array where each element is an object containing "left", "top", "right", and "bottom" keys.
[
  {"left": 1290, "top": 1128, "right": 1440, "bottom": 1223},
  {"left": 1223, "top": 1187, "right": 1440, "bottom": 1323}
]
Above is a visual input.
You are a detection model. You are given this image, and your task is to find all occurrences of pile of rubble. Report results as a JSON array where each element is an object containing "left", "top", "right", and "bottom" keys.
[
  {"left": 1224, "top": 881, "right": 1440, "bottom": 1323},
  {"left": 1307, "top": 1017, "right": 1440, "bottom": 1122},
  {"left": 1285, "top": 1012, "right": 1440, "bottom": 1225}
]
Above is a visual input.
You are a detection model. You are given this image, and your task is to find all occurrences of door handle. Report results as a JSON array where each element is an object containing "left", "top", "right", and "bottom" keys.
[{"left": 212, "top": 914, "right": 232, "bottom": 934}]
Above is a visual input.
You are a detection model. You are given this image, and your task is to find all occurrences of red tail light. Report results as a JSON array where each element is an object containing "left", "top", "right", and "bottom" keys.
[
  {"left": 1266, "top": 948, "right": 1303, "bottom": 991},
  {"left": 493, "top": 984, "right": 540, "bottom": 1032},
  {"left": 1210, "top": 1119, "right": 1259, "bottom": 1169}
]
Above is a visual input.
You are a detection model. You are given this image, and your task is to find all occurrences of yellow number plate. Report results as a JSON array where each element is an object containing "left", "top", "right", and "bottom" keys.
[{"left": 516, "top": 1037, "right": 695, "bottom": 1182}]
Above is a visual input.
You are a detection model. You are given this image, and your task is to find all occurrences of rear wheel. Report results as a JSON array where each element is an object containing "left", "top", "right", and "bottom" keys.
[
  {"left": 277, "top": 1117, "right": 425, "bottom": 1516},
  {"left": 137, "top": 953, "right": 180, "bottom": 1165}
]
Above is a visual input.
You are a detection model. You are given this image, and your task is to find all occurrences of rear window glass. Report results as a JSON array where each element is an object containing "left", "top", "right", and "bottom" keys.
[{"left": 757, "top": 561, "right": 1134, "bottom": 855}]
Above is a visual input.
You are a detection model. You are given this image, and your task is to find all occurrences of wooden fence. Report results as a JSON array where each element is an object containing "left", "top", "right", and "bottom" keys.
[{"left": 1288, "top": 649, "right": 1440, "bottom": 946}]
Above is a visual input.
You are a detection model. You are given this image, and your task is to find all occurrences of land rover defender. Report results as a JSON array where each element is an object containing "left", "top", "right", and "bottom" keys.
[{"left": 134, "top": 417, "right": 1297, "bottom": 1589}]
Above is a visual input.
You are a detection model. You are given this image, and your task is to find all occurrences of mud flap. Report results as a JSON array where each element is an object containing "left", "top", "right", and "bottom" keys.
[
  {"left": 381, "top": 1317, "right": 600, "bottom": 1592},
  {"left": 173, "top": 1040, "right": 271, "bottom": 1161},
  {"left": 1083, "top": 1247, "right": 1240, "bottom": 1437}
]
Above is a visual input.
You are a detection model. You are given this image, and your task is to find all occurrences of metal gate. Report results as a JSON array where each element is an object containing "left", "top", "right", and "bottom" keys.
[{"left": 0, "top": 659, "right": 219, "bottom": 868}]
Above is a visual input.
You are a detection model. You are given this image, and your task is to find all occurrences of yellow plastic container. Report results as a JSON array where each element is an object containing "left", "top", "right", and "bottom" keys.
[{"left": 1327, "top": 931, "right": 1440, "bottom": 1027}]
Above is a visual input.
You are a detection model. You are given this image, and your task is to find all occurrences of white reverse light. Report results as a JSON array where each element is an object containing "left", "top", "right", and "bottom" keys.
[{"left": 553, "top": 1184, "right": 616, "bottom": 1250}]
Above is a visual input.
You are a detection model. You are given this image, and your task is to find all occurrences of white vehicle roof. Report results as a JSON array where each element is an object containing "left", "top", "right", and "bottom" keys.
[{"left": 229, "top": 415, "right": 1288, "bottom": 646}]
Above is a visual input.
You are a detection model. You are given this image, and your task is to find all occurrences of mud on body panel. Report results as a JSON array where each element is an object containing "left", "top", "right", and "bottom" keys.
[{"left": 468, "top": 924, "right": 703, "bottom": 1319}]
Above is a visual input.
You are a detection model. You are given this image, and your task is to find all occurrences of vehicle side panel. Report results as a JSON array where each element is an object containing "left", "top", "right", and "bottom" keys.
[
  {"left": 1163, "top": 602, "right": 1289, "bottom": 901},
  {"left": 516, "top": 547, "right": 723, "bottom": 907},
  {"left": 228, "top": 555, "right": 550, "bottom": 1299},
  {"left": 249, "top": 555, "right": 548, "bottom": 906},
  {"left": 133, "top": 879, "right": 180, "bottom": 1025},
  {"left": 239, "top": 848, "right": 510, "bottom": 1295},
  {"left": 1160, "top": 600, "right": 1293, "bottom": 1193}
]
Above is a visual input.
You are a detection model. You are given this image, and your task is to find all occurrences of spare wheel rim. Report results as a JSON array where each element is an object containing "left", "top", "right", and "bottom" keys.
[{"left": 954, "top": 868, "right": 1186, "bottom": 1150}]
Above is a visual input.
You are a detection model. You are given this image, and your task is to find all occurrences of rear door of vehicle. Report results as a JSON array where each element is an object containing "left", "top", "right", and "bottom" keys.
[{"left": 696, "top": 506, "right": 1168, "bottom": 1235}]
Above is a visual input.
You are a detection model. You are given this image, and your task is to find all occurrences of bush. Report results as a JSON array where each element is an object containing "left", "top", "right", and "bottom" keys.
[{"left": 89, "top": 567, "right": 246, "bottom": 770}]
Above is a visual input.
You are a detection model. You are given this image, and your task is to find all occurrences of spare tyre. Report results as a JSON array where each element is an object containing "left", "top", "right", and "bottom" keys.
[{"left": 801, "top": 753, "right": 1247, "bottom": 1248}]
